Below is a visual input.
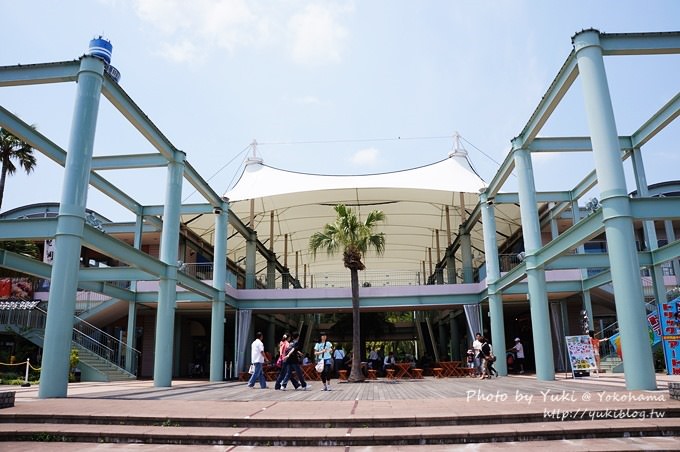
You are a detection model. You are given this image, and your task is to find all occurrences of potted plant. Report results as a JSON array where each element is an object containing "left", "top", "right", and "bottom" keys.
[{"left": 69, "top": 348, "right": 81, "bottom": 382}]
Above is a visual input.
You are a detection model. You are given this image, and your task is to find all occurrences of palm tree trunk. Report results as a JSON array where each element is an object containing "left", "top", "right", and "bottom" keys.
[
  {"left": 348, "top": 267, "right": 365, "bottom": 382},
  {"left": 0, "top": 160, "right": 8, "bottom": 210}
]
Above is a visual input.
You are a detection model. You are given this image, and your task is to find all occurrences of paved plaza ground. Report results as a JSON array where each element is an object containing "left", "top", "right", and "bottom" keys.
[{"left": 0, "top": 372, "right": 679, "bottom": 450}]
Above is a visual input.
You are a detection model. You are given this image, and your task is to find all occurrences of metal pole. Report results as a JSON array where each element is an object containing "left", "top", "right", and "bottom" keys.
[{"left": 22, "top": 359, "right": 31, "bottom": 387}]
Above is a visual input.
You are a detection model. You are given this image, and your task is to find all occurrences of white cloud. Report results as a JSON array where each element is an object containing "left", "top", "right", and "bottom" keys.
[
  {"left": 158, "top": 39, "right": 202, "bottom": 63},
  {"left": 350, "top": 147, "right": 380, "bottom": 166},
  {"left": 287, "top": 4, "right": 350, "bottom": 65},
  {"left": 131, "top": 0, "right": 352, "bottom": 65},
  {"left": 133, "top": 0, "right": 264, "bottom": 57}
]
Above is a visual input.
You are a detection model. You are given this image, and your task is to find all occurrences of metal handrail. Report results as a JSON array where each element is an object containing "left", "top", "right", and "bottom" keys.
[{"left": 0, "top": 305, "right": 139, "bottom": 375}]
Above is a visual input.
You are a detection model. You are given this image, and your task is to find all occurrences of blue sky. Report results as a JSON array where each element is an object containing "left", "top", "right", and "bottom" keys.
[{"left": 1, "top": 0, "right": 678, "bottom": 221}]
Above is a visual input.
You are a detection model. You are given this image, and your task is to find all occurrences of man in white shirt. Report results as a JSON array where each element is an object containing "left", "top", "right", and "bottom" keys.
[
  {"left": 247, "top": 331, "right": 268, "bottom": 389},
  {"left": 472, "top": 333, "right": 483, "bottom": 376},
  {"left": 510, "top": 337, "right": 525, "bottom": 374}
]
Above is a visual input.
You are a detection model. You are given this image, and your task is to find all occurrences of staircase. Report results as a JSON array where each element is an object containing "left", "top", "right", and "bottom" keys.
[
  {"left": 599, "top": 355, "right": 623, "bottom": 373},
  {"left": 0, "top": 306, "right": 137, "bottom": 382}
]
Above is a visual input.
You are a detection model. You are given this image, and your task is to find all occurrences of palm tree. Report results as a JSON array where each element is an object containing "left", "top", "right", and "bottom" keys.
[
  {"left": 309, "top": 204, "right": 386, "bottom": 382},
  {"left": 0, "top": 128, "right": 38, "bottom": 210}
]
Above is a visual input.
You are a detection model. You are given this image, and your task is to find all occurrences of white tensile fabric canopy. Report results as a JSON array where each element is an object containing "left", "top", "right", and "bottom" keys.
[
  {"left": 201, "top": 150, "right": 520, "bottom": 288},
  {"left": 225, "top": 152, "right": 486, "bottom": 202}
]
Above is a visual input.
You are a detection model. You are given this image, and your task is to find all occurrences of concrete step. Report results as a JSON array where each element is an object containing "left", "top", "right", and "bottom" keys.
[
  {"left": 1, "top": 403, "right": 678, "bottom": 447},
  {"left": 0, "top": 417, "right": 678, "bottom": 446}
]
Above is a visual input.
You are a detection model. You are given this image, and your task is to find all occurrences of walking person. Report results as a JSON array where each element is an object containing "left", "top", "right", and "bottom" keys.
[
  {"left": 487, "top": 342, "right": 498, "bottom": 378},
  {"left": 479, "top": 336, "right": 492, "bottom": 380},
  {"left": 333, "top": 344, "right": 345, "bottom": 378},
  {"left": 247, "top": 331, "right": 268, "bottom": 389},
  {"left": 508, "top": 337, "right": 525, "bottom": 374},
  {"left": 275, "top": 333, "right": 299, "bottom": 390},
  {"left": 314, "top": 331, "right": 333, "bottom": 391},
  {"left": 281, "top": 331, "right": 309, "bottom": 390},
  {"left": 473, "top": 332, "right": 483, "bottom": 376}
]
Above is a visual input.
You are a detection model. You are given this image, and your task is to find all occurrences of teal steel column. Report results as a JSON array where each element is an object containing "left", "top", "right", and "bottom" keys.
[
  {"left": 126, "top": 213, "right": 144, "bottom": 374},
  {"left": 631, "top": 148, "right": 666, "bottom": 306},
  {"left": 39, "top": 56, "right": 105, "bottom": 399},
  {"left": 210, "top": 202, "right": 228, "bottom": 381},
  {"left": 665, "top": 221, "right": 680, "bottom": 286},
  {"left": 480, "top": 189, "right": 507, "bottom": 375},
  {"left": 267, "top": 257, "right": 276, "bottom": 288},
  {"left": 572, "top": 200, "right": 594, "bottom": 330},
  {"left": 449, "top": 314, "right": 460, "bottom": 360},
  {"left": 154, "top": 152, "right": 185, "bottom": 387},
  {"left": 459, "top": 227, "right": 474, "bottom": 283},
  {"left": 573, "top": 29, "right": 655, "bottom": 390},
  {"left": 245, "top": 231, "right": 257, "bottom": 289},
  {"left": 513, "top": 145, "right": 555, "bottom": 381},
  {"left": 446, "top": 248, "right": 457, "bottom": 284}
]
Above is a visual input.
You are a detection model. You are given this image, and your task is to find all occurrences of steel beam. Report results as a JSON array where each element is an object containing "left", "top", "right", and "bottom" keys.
[
  {"left": 600, "top": 31, "right": 680, "bottom": 56},
  {"left": 0, "top": 61, "right": 79, "bottom": 86},
  {"left": 529, "top": 136, "right": 633, "bottom": 152},
  {"left": 101, "top": 79, "right": 178, "bottom": 161},
  {"left": 78, "top": 267, "right": 155, "bottom": 281},
  {"left": 631, "top": 93, "right": 680, "bottom": 148},
  {"left": 516, "top": 53, "right": 579, "bottom": 145},
  {"left": 91, "top": 153, "right": 168, "bottom": 170},
  {"left": 630, "top": 197, "right": 680, "bottom": 220}
]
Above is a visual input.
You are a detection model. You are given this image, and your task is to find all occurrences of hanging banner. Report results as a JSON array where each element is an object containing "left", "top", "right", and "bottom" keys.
[
  {"left": 658, "top": 296, "right": 680, "bottom": 376},
  {"left": 565, "top": 335, "right": 597, "bottom": 376},
  {"left": 608, "top": 311, "right": 662, "bottom": 359}
]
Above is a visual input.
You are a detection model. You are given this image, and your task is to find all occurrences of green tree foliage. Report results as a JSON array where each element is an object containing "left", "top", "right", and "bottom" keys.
[
  {"left": 0, "top": 127, "right": 38, "bottom": 210},
  {"left": 309, "top": 204, "right": 385, "bottom": 382}
]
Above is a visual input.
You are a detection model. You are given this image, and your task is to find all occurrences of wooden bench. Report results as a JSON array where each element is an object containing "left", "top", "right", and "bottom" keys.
[
  {"left": 367, "top": 369, "right": 377, "bottom": 380},
  {"left": 338, "top": 370, "right": 348, "bottom": 381},
  {"left": 385, "top": 369, "right": 396, "bottom": 382},
  {"left": 411, "top": 368, "right": 423, "bottom": 379},
  {"left": 432, "top": 367, "right": 444, "bottom": 378}
]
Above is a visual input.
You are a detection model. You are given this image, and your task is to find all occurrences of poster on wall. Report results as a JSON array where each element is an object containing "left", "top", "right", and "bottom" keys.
[
  {"left": 0, "top": 277, "right": 33, "bottom": 300},
  {"left": 658, "top": 296, "right": 680, "bottom": 376},
  {"left": 565, "top": 335, "right": 598, "bottom": 377}
]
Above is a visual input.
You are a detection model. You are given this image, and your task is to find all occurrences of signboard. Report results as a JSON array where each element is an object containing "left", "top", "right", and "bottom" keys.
[
  {"left": 658, "top": 296, "right": 680, "bottom": 376},
  {"left": 565, "top": 335, "right": 597, "bottom": 377}
]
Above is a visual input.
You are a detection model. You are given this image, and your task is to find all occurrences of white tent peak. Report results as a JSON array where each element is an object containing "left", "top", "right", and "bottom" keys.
[{"left": 224, "top": 152, "right": 486, "bottom": 202}]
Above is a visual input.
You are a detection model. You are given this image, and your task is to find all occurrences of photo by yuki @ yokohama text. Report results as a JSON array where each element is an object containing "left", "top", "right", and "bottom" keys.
[
  {"left": 466, "top": 388, "right": 667, "bottom": 405},
  {"left": 465, "top": 388, "right": 668, "bottom": 420}
]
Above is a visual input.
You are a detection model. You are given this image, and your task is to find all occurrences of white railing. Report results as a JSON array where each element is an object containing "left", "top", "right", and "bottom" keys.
[{"left": 311, "top": 270, "right": 422, "bottom": 288}]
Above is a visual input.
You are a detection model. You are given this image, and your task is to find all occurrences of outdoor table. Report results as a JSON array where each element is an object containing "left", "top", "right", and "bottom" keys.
[
  {"left": 394, "top": 362, "right": 413, "bottom": 379},
  {"left": 439, "top": 361, "right": 459, "bottom": 377}
]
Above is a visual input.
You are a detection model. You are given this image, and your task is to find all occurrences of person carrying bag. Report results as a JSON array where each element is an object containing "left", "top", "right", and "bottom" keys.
[{"left": 313, "top": 331, "right": 333, "bottom": 391}]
